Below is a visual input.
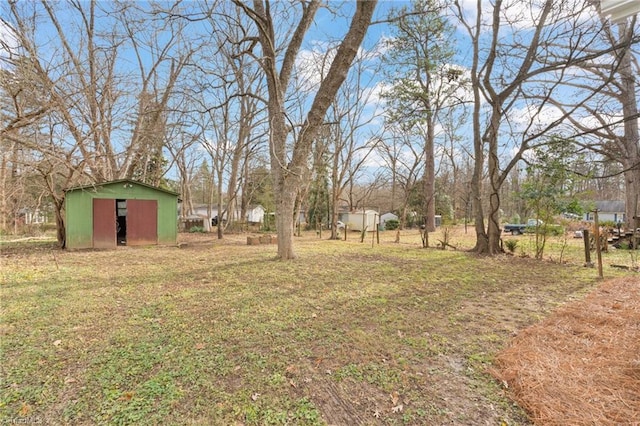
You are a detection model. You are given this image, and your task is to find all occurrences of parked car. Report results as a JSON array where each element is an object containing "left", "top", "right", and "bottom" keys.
[
  {"left": 503, "top": 219, "right": 543, "bottom": 235},
  {"left": 503, "top": 219, "right": 564, "bottom": 236}
]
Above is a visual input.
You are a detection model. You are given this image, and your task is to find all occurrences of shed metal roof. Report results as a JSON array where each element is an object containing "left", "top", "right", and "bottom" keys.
[{"left": 65, "top": 179, "right": 179, "bottom": 196}]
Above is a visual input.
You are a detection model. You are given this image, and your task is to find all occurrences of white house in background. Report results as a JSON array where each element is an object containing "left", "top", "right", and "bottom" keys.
[
  {"left": 339, "top": 209, "right": 379, "bottom": 232},
  {"left": 584, "top": 200, "right": 626, "bottom": 223},
  {"left": 190, "top": 204, "right": 265, "bottom": 226}
]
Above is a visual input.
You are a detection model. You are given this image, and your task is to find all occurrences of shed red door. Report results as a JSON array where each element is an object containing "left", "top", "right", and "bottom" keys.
[
  {"left": 127, "top": 199, "right": 157, "bottom": 246},
  {"left": 93, "top": 198, "right": 117, "bottom": 249}
]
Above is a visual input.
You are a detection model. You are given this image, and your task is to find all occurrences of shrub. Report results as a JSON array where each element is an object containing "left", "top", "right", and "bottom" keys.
[
  {"left": 524, "top": 224, "right": 564, "bottom": 236},
  {"left": 384, "top": 219, "right": 399, "bottom": 230},
  {"left": 189, "top": 226, "right": 205, "bottom": 233},
  {"left": 504, "top": 239, "right": 518, "bottom": 253}
]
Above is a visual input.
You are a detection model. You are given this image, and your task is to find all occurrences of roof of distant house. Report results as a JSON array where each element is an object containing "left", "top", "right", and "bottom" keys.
[{"left": 593, "top": 200, "right": 625, "bottom": 212}]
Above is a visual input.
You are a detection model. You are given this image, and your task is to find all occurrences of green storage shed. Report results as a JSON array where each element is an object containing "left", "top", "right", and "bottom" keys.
[{"left": 65, "top": 179, "right": 179, "bottom": 249}]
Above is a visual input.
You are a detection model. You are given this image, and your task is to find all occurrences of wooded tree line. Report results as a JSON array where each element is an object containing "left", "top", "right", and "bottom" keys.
[{"left": 1, "top": 0, "right": 638, "bottom": 258}]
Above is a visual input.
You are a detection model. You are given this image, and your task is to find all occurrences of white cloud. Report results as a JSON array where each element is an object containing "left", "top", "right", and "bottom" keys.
[
  {"left": 510, "top": 103, "right": 565, "bottom": 132},
  {"left": 0, "top": 19, "right": 19, "bottom": 67},
  {"left": 577, "top": 111, "right": 626, "bottom": 134},
  {"left": 294, "top": 41, "right": 337, "bottom": 94},
  {"left": 451, "top": 0, "right": 594, "bottom": 32},
  {"left": 295, "top": 40, "right": 384, "bottom": 95},
  {"left": 367, "top": 35, "right": 393, "bottom": 59}
]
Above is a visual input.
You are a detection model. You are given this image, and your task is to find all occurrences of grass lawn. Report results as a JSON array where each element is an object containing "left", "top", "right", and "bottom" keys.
[{"left": 1, "top": 227, "right": 635, "bottom": 425}]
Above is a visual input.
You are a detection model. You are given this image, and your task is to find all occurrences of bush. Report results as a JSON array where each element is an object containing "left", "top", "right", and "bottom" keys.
[
  {"left": 384, "top": 219, "right": 399, "bottom": 230},
  {"left": 524, "top": 224, "right": 564, "bottom": 236},
  {"left": 504, "top": 239, "right": 518, "bottom": 253},
  {"left": 547, "top": 225, "right": 565, "bottom": 236},
  {"left": 189, "top": 226, "right": 205, "bottom": 233}
]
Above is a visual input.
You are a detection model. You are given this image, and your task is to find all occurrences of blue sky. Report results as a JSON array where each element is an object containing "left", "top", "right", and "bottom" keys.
[{"left": 2, "top": 0, "right": 635, "bottom": 182}]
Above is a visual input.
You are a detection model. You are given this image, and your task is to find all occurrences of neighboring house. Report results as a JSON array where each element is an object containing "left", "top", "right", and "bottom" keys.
[
  {"left": 584, "top": 201, "right": 626, "bottom": 223},
  {"left": 65, "top": 179, "right": 178, "bottom": 249},
  {"left": 191, "top": 204, "right": 265, "bottom": 226},
  {"left": 339, "top": 209, "right": 379, "bottom": 232}
]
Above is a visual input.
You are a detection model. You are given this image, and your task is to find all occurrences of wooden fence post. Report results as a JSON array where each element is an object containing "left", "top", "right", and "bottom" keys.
[
  {"left": 593, "top": 210, "right": 603, "bottom": 279},
  {"left": 582, "top": 229, "right": 591, "bottom": 266}
]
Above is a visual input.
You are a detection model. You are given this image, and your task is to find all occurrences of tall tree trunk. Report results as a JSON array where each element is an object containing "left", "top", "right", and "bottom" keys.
[
  {"left": 618, "top": 23, "right": 640, "bottom": 229},
  {"left": 486, "top": 110, "right": 504, "bottom": 254},
  {"left": 54, "top": 200, "right": 66, "bottom": 248},
  {"left": 274, "top": 179, "right": 298, "bottom": 259},
  {"left": 466, "top": 1, "right": 488, "bottom": 253},
  {"left": 424, "top": 120, "right": 436, "bottom": 232}
]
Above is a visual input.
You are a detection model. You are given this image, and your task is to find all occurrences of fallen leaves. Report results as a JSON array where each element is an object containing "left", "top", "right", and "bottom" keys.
[
  {"left": 285, "top": 364, "right": 298, "bottom": 377},
  {"left": 391, "top": 404, "right": 404, "bottom": 413},
  {"left": 19, "top": 402, "right": 31, "bottom": 416},
  {"left": 119, "top": 391, "right": 135, "bottom": 401},
  {"left": 390, "top": 391, "right": 403, "bottom": 413},
  {"left": 371, "top": 392, "right": 404, "bottom": 420}
]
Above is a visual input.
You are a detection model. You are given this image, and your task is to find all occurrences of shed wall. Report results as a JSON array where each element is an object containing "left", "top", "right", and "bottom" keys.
[
  {"left": 339, "top": 211, "right": 378, "bottom": 231},
  {"left": 65, "top": 182, "right": 177, "bottom": 249}
]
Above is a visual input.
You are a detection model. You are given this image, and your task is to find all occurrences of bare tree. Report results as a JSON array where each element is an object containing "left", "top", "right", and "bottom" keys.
[
  {"left": 323, "top": 48, "right": 383, "bottom": 240},
  {"left": 546, "top": 16, "right": 639, "bottom": 229},
  {"left": 376, "top": 122, "right": 425, "bottom": 242},
  {"left": 185, "top": 3, "right": 268, "bottom": 238},
  {"left": 232, "top": 0, "right": 378, "bottom": 259},
  {"left": 115, "top": 2, "right": 194, "bottom": 185},
  {"left": 0, "top": 55, "right": 51, "bottom": 233},
  {"left": 4, "top": 0, "right": 195, "bottom": 245},
  {"left": 452, "top": 0, "right": 635, "bottom": 254},
  {"left": 436, "top": 106, "right": 473, "bottom": 223}
]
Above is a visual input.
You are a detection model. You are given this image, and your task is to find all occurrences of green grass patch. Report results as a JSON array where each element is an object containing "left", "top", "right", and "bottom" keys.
[{"left": 1, "top": 229, "right": 634, "bottom": 424}]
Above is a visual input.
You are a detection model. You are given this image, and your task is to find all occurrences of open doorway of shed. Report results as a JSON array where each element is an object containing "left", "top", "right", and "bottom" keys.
[{"left": 116, "top": 199, "right": 127, "bottom": 245}]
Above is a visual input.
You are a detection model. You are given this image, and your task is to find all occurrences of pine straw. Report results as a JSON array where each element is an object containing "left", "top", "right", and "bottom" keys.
[{"left": 491, "top": 276, "right": 640, "bottom": 425}]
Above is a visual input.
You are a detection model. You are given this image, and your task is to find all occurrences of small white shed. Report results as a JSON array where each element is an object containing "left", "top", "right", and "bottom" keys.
[
  {"left": 245, "top": 205, "right": 265, "bottom": 224},
  {"left": 380, "top": 212, "right": 399, "bottom": 230},
  {"left": 339, "top": 209, "right": 379, "bottom": 232},
  {"left": 191, "top": 204, "right": 265, "bottom": 225}
]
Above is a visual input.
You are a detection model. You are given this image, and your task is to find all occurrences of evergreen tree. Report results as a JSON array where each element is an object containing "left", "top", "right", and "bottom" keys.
[{"left": 381, "top": 0, "right": 460, "bottom": 234}]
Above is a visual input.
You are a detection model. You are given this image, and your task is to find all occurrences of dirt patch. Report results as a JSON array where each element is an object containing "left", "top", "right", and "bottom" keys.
[
  {"left": 295, "top": 375, "right": 378, "bottom": 425},
  {"left": 491, "top": 276, "right": 640, "bottom": 425}
]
